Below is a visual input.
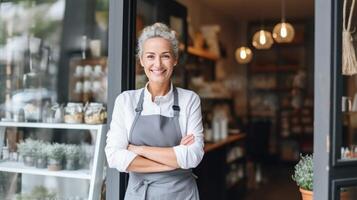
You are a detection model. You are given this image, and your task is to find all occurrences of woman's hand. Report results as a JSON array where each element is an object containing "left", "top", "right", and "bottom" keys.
[
  {"left": 128, "top": 144, "right": 143, "bottom": 155},
  {"left": 180, "top": 134, "right": 195, "bottom": 146}
]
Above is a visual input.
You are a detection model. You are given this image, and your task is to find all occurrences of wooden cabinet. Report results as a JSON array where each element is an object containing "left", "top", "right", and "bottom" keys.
[{"left": 195, "top": 134, "right": 246, "bottom": 200}]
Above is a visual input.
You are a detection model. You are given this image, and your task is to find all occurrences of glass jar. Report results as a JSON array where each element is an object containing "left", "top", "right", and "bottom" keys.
[
  {"left": 84, "top": 103, "right": 106, "bottom": 124},
  {"left": 64, "top": 103, "right": 84, "bottom": 123}
]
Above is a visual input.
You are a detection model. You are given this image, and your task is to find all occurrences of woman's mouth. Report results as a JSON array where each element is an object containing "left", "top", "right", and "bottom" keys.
[{"left": 150, "top": 68, "right": 166, "bottom": 75}]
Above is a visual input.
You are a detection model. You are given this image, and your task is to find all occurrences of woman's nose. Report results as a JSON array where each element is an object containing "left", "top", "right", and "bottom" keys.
[{"left": 153, "top": 57, "right": 162, "bottom": 67}]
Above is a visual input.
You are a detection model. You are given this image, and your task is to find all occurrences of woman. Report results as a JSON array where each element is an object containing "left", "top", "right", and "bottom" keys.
[{"left": 105, "top": 23, "right": 204, "bottom": 200}]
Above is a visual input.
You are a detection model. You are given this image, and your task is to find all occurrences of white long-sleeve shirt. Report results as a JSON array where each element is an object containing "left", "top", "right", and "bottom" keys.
[{"left": 105, "top": 84, "right": 204, "bottom": 172}]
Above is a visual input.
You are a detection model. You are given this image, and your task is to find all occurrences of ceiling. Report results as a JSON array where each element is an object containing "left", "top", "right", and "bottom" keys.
[{"left": 198, "top": 0, "right": 314, "bottom": 21}]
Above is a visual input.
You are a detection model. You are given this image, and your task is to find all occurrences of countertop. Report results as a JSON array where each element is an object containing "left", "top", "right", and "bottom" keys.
[{"left": 204, "top": 133, "right": 246, "bottom": 153}]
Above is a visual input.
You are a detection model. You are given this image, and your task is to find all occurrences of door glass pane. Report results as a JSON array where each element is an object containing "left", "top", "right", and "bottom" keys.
[
  {"left": 135, "top": 0, "right": 155, "bottom": 89},
  {"left": 0, "top": 0, "right": 109, "bottom": 121},
  {"left": 339, "top": 186, "right": 357, "bottom": 200},
  {"left": 136, "top": 0, "right": 187, "bottom": 89},
  {"left": 0, "top": 0, "right": 109, "bottom": 199},
  {"left": 341, "top": 0, "right": 357, "bottom": 161}
]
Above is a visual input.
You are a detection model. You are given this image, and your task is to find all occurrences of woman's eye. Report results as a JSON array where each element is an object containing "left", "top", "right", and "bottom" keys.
[
  {"left": 162, "top": 55, "right": 171, "bottom": 59},
  {"left": 147, "top": 55, "right": 154, "bottom": 59}
]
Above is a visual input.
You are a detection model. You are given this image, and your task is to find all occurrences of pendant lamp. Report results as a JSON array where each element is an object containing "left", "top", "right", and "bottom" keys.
[
  {"left": 273, "top": 0, "right": 295, "bottom": 43},
  {"left": 252, "top": 29, "right": 274, "bottom": 49},
  {"left": 235, "top": 46, "right": 253, "bottom": 64}
]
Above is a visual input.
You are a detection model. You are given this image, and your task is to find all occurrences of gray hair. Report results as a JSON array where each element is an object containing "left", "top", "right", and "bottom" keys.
[{"left": 137, "top": 23, "right": 179, "bottom": 59}]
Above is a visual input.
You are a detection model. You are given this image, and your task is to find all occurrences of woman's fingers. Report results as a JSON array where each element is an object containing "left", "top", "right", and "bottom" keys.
[
  {"left": 180, "top": 134, "right": 195, "bottom": 145},
  {"left": 185, "top": 137, "right": 195, "bottom": 145},
  {"left": 180, "top": 134, "right": 193, "bottom": 144}
]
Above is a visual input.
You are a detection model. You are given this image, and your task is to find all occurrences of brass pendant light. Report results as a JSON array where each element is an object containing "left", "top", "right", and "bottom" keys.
[
  {"left": 252, "top": 29, "right": 274, "bottom": 49},
  {"left": 235, "top": 46, "right": 253, "bottom": 64},
  {"left": 273, "top": 0, "right": 295, "bottom": 43}
]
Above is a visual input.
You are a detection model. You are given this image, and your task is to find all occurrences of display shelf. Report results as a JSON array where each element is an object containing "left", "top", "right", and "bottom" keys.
[
  {"left": 0, "top": 161, "right": 91, "bottom": 179},
  {"left": 250, "top": 65, "right": 300, "bottom": 73},
  {"left": 184, "top": 46, "right": 219, "bottom": 61},
  {"left": 0, "top": 123, "right": 107, "bottom": 200},
  {"left": 0, "top": 122, "right": 104, "bottom": 130},
  {"left": 200, "top": 96, "right": 233, "bottom": 101},
  {"left": 226, "top": 156, "right": 245, "bottom": 165}
]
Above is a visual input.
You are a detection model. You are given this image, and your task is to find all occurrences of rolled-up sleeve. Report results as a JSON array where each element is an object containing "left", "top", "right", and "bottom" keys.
[
  {"left": 105, "top": 94, "right": 137, "bottom": 172},
  {"left": 173, "top": 93, "right": 204, "bottom": 169}
]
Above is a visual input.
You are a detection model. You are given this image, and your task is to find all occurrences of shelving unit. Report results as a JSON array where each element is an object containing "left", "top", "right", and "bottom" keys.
[
  {"left": 187, "top": 46, "right": 219, "bottom": 61},
  {"left": 0, "top": 161, "right": 91, "bottom": 179},
  {"left": 247, "top": 21, "right": 314, "bottom": 162},
  {"left": 0, "top": 122, "right": 107, "bottom": 200}
]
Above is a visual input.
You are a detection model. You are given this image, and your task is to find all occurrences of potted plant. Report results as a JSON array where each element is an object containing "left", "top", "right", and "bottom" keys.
[
  {"left": 17, "top": 139, "right": 38, "bottom": 167},
  {"left": 292, "top": 154, "right": 349, "bottom": 200},
  {"left": 292, "top": 154, "right": 313, "bottom": 200},
  {"left": 46, "top": 143, "right": 64, "bottom": 171},
  {"left": 64, "top": 144, "right": 81, "bottom": 170},
  {"left": 34, "top": 141, "right": 48, "bottom": 169}
]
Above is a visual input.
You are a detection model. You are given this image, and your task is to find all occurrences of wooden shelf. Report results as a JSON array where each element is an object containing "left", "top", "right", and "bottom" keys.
[
  {"left": 187, "top": 46, "right": 219, "bottom": 61},
  {"left": 250, "top": 65, "right": 300, "bottom": 73},
  {"left": 252, "top": 87, "right": 293, "bottom": 91},
  {"left": 0, "top": 122, "right": 104, "bottom": 130},
  {"left": 204, "top": 133, "right": 246, "bottom": 152},
  {"left": 250, "top": 111, "right": 276, "bottom": 117},
  {"left": 0, "top": 161, "right": 91, "bottom": 179}
]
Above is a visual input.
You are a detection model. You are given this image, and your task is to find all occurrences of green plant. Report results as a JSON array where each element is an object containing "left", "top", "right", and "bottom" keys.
[
  {"left": 34, "top": 141, "right": 49, "bottom": 159},
  {"left": 47, "top": 143, "right": 64, "bottom": 161},
  {"left": 17, "top": 138, "right": 39, "bottom": 157},
  {"left": 64, "top": 144, "right": 81, "bottom": 160},
  {"left": 292, "top": 154, "right": 313, "bottom": 191},
  {"left": 15, "top": 185, "right": 56, "bottom": 200}
]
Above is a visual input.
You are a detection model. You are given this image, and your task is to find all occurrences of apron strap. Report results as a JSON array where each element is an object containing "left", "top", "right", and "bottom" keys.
[
  {"left": 172, "top": 87, "right": 180, "bottom": 117},
  {"left": 135, "top": 89, "right": 145, "bottom": 112},
  {"left": 129, "top": 89, "right": 145, "bottom": 141}
]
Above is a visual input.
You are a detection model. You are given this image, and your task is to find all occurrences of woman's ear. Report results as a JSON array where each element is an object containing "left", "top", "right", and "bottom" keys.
[{"left": 139, "top": 57, "right": 144, "bottom": 67}]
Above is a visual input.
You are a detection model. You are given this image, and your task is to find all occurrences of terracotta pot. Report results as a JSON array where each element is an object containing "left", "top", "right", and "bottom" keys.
[
  {"left": 299, "top": 188, "right": 350, "bottom": 200},
  {"left": 300, "top": 188, "right": 313, "bottom": 200},
  {"left": 340, "top": 191, "right": 350, "bottom": 200}
]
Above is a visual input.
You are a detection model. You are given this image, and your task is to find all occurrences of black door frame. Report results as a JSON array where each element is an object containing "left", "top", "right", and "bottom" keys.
[
  {"left": 106, "top": 0, "right": 136, "bottom": 200},
  {"left": 315, "top": 0, "right": 357, "bottom": 199}
]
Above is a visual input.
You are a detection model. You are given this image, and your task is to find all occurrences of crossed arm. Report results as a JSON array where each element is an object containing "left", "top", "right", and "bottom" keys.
[{"left": 126, "top": 134, "right": 195, "bottom": 173}]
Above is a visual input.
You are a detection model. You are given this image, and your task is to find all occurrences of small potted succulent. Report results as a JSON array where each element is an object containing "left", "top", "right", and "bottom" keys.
[
  {"left": 17, "top": 139, "right": 38, "bottom": 166},
  {"left": 292, "top": 154, "right": 349, "bottom": 200},
  {"left": 47, "top": 143, "right": 65, "bottom": 171},
  {"left": 34, "top": 141, "right": 48, "bottom": 169},
  {"left": 64, "top": 144, "right": 81, "bottom": 170}
]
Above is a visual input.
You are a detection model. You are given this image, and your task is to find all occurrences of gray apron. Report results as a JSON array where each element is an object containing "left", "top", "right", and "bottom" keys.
[{"left": 124, "top": 87, "right": 200, "bottom": 200}]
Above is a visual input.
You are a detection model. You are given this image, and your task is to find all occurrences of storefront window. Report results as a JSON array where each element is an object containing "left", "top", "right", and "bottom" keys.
[
  {"left": 0, "top": 0, "right": 108, "bottom": 199},
  {"left": 340, "top": 0, "right": 357, "bottom": 162}
]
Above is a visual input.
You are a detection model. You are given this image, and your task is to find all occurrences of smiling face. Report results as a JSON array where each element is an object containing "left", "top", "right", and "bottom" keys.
[{"left": 140, "top": 37, "right": 178, "bottom": 86}]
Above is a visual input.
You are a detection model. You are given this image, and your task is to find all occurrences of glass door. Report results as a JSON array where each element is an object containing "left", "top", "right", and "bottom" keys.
[{"left": 315, "top": 0, "right": 357, "bottom": 199}]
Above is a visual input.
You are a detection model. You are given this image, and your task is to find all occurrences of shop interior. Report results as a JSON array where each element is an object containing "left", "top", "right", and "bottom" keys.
[
  {"left": 136, "top": 0, "right": 314, "bottom": 199},
  {"left": 0, "top": 0, "right": 321, "bottom": 199}
]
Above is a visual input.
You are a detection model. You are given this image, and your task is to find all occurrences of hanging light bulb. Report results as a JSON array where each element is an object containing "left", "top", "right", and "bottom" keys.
[
  {"left": 252, "top": 29, "right": 274, "bottom": 49},
  {"left": 273, "top": 22, "right": 295, "bottom": 43},
  {"left": 235, "top": 46, "right": 253, "bottom": 64},
  {"left": 273, "top": 0, "right": 295, "bottom": 43}
]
